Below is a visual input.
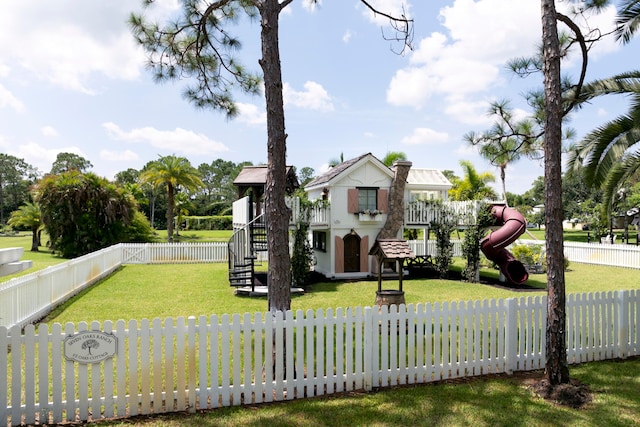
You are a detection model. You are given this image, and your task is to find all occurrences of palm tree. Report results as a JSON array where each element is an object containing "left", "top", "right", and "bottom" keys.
[
  {"left": 140, "top": 155, "right": 203, "bottom": 242},
  {"left": 448, "top": 160, "right": 497, "bottom": 201},
  {"left": 8, "top": 202, "right": 42, "bottom": 251},
  {"left": 382, "top": 151, "right": 407, "bottom": 167},
  {"left": 616, "top": 0, "right": 640, "bottom": 44},
  {"left": 565, "top": 1, "right": 640, "bottom": 211},
  {"left": 566, "top": 71, "right": 640, "bottom": 212},
  {"left": 465, "top": 101, "right": 542, "bottom": 204}
]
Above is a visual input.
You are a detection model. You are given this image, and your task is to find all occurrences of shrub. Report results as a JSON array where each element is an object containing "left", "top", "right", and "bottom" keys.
[{"left": 183, "top": 215, "right": 232, "bottom": 230}]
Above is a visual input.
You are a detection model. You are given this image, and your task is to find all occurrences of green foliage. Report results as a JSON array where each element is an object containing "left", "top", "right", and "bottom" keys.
[
  {"left": 49, "top": 152, "right": 92, "bottom": 174},
  {"left": 461, "top": 203, "right": 493, "bottom": 282},
  {"left": 183, "top": 215, "right": 232, "bottom": 230},
  {"left": 0, "top": 153, "right": 37, "bottom": 225},
  {"left": 8, "top": 202, "right": 42, "bottom": 251},
  {"left": 130, "top": 1, "right": 262, "bottom": 117},
  {"left": 448, "top": 160, "right": 498, "bottom": 201},
  {"left": 36, "top": 171, "right": 137, "bottom": 258},
  {"left": 509, "top": 243, "right": 571, "bottom": 273},
  {"left": 140, "top": 155, "right": 203, "bottom": 242},
  {"left": 566, "top": 71, "right": 640, "bottom": 214},
  {"left": 123, "top": 211, "right": 155, "bottom": 243},
  {"left": 430, "top": 203, "right": 456, "bottom": 279},
  {"left": 511, "top": 244, "right": 545, "bottom": 269},
  {"left": 381, "top": 151, "right": 407, "bottom": 167},
  {"left": 195, "top": 160, "right": 251, "bottom": 216},
  {"left": 290, "top": 197, "right": 314, "bottom": 288}
]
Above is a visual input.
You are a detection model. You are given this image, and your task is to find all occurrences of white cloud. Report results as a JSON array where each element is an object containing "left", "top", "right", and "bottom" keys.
[
  {"left": 0, "top": 84, "right": 25, "bottom": 112},
  {"left": 236, "top": 102, "right": 267, "bottom": 125},
  {"left": 0, "top": 1, "right": 180, "bottom": 94},
  {"left": 387, "top": 0, "right": 540, "bottom": 109},
  {"left": 302, "top": 0, "right": 321, "bottom": 12},
  {"left": 343, "top": 30, "right": 354, "bottom": 44},
  {"left": 284, "top": 81, "right": 334, "bottom": 112},
  {"left": 102, "top": 122, "right": 229, "bottom": 155},
  {"left": 41, "top": 126, "right": 59, "bottom": 137},
  {"left": 100, "top": 149, "right": 139, "bottom": 162},
  {"left": 6, "top": 141, "right": 86, "bottom": 174},
  {"left": 401, "top": 127, "right": 449, "bottom": 145}
]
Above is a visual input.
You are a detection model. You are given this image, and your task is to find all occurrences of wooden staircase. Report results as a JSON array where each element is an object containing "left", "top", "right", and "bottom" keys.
[{"left": 228, "top": 214, "right": 267, "bottom": 290}]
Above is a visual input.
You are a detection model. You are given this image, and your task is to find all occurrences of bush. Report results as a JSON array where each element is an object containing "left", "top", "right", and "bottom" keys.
[
  {"left": 510, "top": 243, "right": 570, "bottom": 273},
  {"left": 183, "top": 216, "right": 232, "bottom": 230},
  {"left": 124, "top": 211, "right": 155, "bottom": 243}
]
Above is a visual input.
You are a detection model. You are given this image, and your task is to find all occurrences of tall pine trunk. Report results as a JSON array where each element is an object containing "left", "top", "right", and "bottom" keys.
[
  {"left": 541, "top": 0, "right": 570, "bottom": 385},
  {"left": 259, "top": 0, "right": 291, "bottom": 315}
]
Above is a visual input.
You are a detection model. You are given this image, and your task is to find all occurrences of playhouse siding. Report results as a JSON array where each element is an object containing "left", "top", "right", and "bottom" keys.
[{"left": 311, "top": 159, "right": 393, "bottom": 278}]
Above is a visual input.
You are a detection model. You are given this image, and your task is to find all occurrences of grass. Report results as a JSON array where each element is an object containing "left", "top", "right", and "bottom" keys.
[
  {"left": 6, "top": 231, "right": 640, "bottom": 426},
  {"left": 82, "top": 357, "right": 640, "bottom": 427},
  {"left": 0, "top": 232, "right": 65, "bottom": 279},
  {"left": 41, "top": 260, "right": 640, "bottom": 325}
]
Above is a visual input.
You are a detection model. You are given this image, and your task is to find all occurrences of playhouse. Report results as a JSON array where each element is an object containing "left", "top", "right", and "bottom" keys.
[{"left": 228, "top": 153, "right": 454, "bottom": 291}]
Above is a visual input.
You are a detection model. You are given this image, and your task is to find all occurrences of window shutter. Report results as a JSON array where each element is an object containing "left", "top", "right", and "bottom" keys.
[
  {"left": 360, "top": 235, "right": 369, "bottom": 272},
  {"left": 377, "top": 189, "right": 388, "bottom": 212},
  {"left": 347, "top": 188, "right": 359, "bottom": 213},
  {"left": 335, "top": 236, "right": 344, "bottom": 273}
]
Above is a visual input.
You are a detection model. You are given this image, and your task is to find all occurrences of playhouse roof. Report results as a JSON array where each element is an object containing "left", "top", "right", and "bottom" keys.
[
  {"left": 233, "top": 165, "right": 299, "bottom": 195},
  {"left": 368, "top": 239, "right": 415, "bottom": 260},
  {"left": 406, "top": 169, "right": 452, "bottom": 189},
  {"left": 305, "top": 153, "right": 391, "bottom": 189}
]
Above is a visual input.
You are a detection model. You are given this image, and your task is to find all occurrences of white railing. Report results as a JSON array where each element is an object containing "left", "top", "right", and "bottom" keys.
[
  {"left": 120, "top": 242, "right": 229, "bottom": 264},
  {"left": 405, "top": 200, "right": 487, "bottom": 226},
  {"left": 0, "top": 247, "right": 122, "bottom": 330},
  {"left": 4, "top": 239, "right": 640, "bottom": 331},
  {"left": 2, "top": 290, "right": 638, "bottom": 426}
]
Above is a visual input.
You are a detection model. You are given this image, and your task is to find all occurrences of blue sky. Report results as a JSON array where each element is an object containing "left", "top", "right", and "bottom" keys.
[{"left": 1, "top": 0, "right": 638, "bottom": 195}]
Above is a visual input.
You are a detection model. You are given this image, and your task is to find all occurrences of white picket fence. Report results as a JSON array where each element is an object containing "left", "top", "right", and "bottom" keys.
[
  {"left": 0, "top": 246, "right": 122, "bottom": 330},
  {"left": 2, "top": 290, "right": 638, "bottom": 426},
  {"left": 3, "top": 240, "right": 640, "bottom": 331}
]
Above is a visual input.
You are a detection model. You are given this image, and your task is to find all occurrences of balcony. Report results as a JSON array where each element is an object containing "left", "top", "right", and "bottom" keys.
[{"left": 404, "top": 200, "right": 488, "bottom": 227}]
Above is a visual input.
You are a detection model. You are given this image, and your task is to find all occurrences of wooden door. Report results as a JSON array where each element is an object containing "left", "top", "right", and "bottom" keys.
[{"left": 343, "top": 234, "right": 360, "bottom": 273}]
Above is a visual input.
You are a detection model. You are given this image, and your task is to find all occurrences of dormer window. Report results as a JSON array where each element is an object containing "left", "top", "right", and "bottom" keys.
[
  {"left": 358, "top": 188, "right": 378, "bottom": 212},
  {"left": 347, "top": 187, "right": 388, "bottom": 214}
]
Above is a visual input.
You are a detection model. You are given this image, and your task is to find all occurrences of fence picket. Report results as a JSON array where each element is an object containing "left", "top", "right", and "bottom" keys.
[
  {"left": 2, "top": 290, "right": 640, "bottom": 425},
  {"left": 139, "top": 319, "right": 151, "bottom": 415},
  {"left": 334, "top": 308, "right": 345, "bottom": 393},
  {"left": 0, "top": 291, "right": 640, "bottom": 424}
]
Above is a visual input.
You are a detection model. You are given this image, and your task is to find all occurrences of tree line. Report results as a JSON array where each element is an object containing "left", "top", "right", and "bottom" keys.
[{"left": 1, "top": 151, "right": 276, "bottom": 256}]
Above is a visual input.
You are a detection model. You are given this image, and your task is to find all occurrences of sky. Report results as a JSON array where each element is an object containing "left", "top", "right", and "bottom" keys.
[{"left": 1, "top": 0, "right": 639, "bottom": 195}]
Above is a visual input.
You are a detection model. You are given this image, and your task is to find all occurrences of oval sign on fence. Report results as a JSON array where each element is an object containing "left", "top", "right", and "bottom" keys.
[{"left": 64, "top": 331, "right": 117, "bottom": 364}]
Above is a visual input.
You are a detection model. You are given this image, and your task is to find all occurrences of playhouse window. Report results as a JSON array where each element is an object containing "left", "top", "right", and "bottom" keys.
[
  {"left": 358, "top": 188, "right": 378, "bottom": 212},
  {"left": 313, "top": 231, "right": 327, "bottom": 252}
]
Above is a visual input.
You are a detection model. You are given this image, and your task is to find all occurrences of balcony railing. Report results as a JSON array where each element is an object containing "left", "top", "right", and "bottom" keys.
[{"left": 283, "top": 197, "right": 496, "bottom": 228}]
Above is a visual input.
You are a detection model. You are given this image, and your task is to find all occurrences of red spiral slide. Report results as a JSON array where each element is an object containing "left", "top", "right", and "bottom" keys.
[{"left": 480, "top": 204, "right": 529, "bottom": 285}]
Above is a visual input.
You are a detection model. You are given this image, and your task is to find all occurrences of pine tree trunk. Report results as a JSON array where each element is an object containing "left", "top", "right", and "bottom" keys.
[
  {"left": 259, "top": 0, "right": 291, "bottom": 314},
  {"left": 541, "top": 0, "right": 570, "bottom": 385}
]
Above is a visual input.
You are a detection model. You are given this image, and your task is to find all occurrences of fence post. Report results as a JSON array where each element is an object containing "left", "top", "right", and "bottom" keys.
[
  {"left": 363, "top": 307, "right": 373, "bottom": 391},
  {"left": 505, "top": 298, "right": 518, "bottom": 374},
  {"left": 617, "top": 290, "right": 629, "bottom": 359}
]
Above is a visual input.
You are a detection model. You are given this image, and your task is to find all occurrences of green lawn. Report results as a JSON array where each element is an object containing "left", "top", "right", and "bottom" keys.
[
  {"left": 6, "top": 232, "right": 640, "bottom": 427},
  {"left": 85, "top": 357, "right": 640, "bottom": 427},
  {"left": 41, "top": 260, "right": 640, "bottom": 325}
]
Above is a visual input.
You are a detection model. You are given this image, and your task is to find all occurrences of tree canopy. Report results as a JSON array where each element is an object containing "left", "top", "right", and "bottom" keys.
[
  {"left": 140, "top": 155, "right": 203, "bottom": 242},
  {"left": 36, "top": 171, "right": 138, "bottom": 258},
  {"left": 50, "top": 152, "right": 93, "bottom": 174}
]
